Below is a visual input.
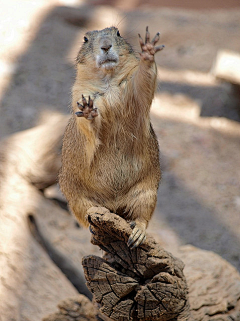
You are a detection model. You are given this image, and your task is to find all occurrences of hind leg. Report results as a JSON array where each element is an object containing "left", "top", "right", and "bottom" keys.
[
  {"left": 68, "top": 197, "right": 95, "bottom": 228},
  {"left": 123, "top": 187, "right": 158, "bottom": 249}
]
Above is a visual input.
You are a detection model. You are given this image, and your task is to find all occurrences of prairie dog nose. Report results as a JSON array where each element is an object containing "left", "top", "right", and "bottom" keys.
[
  {"left": 101, "top": 44, "right": 112, "bottom": 52},
  {"left": 100, "top": 38, "right": 112, "bottom": 52}
]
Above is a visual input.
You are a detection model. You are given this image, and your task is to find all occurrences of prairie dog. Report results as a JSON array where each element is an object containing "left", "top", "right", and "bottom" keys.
[{"left": 59, "top": 26, "right": 163, "bottom": 248}]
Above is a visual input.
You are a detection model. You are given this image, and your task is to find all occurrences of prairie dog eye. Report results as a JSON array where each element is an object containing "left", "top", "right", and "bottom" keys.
[
  {"left": 117, "top": 30, "right": 120, "bottom": 37},
  {"left": 84, "top": 36, "right": 88, "bottom": 43}
]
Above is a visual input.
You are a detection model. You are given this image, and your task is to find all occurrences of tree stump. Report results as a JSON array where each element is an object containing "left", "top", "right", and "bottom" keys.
[
  {"left": 43, "top": 239, "right": 240, "bottom": 321},
  {"left": 82, "top": 207, "right": 190, "bottom": 321}
]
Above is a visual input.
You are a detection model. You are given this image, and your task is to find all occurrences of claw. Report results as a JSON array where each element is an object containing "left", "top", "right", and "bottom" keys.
[
  {"left": 151, "top": 32, "right": 160, "bottom": 45},
  {"left": 145, "top": 26, "right": 150, "bottom": 44},
  {"left": 155, "top": 44, "right": 165, "bottom": 52},
  {"left": 75, "top": 111, "right": 84, "bottom": 117},
  {"left": 88, "top": 96, "right": 93, "bottom": 108},
  {"left": 129, "top": 221, "right": 136, "bottom": 229},
  {"left": 89, "top": 225, "right": 96, "bottom": 235},
  {"left": 77, "top": 101, "right": 84, "bottom": 110},
  {"left": 127, "top": 226, "right": 146, "bottom": 249},
  {"left": 127, "top": 228, "right": 138, "bottom": 247},
  {"left": 82, "top": 94, "right": 87, "bottom": 106},
  {"left": 131, "top": 235, "right": 146, "bottom": 250}
]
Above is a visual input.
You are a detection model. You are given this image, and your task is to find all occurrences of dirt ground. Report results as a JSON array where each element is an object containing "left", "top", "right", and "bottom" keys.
[{"left": 1, "top": 0, "right": 240, "bottom": 319}]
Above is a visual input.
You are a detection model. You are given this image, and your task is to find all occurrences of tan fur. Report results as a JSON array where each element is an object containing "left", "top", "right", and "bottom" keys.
[{"left": 59, "top": 27, "right": 161, "bottom": 231}]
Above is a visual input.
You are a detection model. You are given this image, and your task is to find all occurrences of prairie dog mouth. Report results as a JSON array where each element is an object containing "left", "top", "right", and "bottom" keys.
[
  {"left": 102, "top": 58, "right": 118, "bottom": 64},
  {"left": 101, "top": 58, "right": 118, "bottom": 70},
  {"left": 96, "top": 55, "right": 119, "bottom": 70}
]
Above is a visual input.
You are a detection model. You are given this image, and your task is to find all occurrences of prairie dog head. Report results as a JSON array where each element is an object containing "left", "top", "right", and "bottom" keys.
[{"left": 77, "top": 27, "right": 135, "bottom": 72}]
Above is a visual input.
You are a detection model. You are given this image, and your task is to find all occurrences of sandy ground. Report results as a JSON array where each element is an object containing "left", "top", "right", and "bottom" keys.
[{"left": 1, "top": 0, "right": 240, "bottom": 299}]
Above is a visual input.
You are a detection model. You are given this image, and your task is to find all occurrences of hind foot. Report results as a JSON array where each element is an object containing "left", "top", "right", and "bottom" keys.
[{"left": 127, "top": 221, "right": 146, "bottom": 249}]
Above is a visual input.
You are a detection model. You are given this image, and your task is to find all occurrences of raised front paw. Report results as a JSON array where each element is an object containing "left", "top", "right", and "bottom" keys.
[
  {"left": 75, "top": 95, "right": 99, "bottom": 120},
  {"left": 127, "top": 221, "right": 146, "bottom": 249},
  {"left": 138, "top": 26, "right": 164, "bottom": 62}
]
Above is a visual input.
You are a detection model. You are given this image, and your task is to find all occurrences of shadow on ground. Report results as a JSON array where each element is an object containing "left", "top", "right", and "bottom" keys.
[
  {"left": 156, "top": 172, "right": 240, "bottom": 270},
  {"left": 158, "top": 81, "right": 240, "bottom": 122}
]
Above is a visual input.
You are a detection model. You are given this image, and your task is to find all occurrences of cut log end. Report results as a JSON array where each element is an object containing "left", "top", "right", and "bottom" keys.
[{"left": 82, "top": 207, "right": 190, "bottom": 321}]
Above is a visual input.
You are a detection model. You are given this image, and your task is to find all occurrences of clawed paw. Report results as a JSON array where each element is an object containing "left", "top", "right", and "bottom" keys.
[
  {"left": 138, "top": 26, "right": 164, "bottom": 62},
  {"left": 127, "top": 221, "right": 146, "bottom": 249},
  {"left": 75, "top": 95, "right": 99, "bottom": 120}
]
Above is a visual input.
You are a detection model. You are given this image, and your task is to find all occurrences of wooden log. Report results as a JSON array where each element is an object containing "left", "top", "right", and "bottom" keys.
[
  {"left": 0, "top": 114, "right": 80, "bottom": 321},
  {"left": 178, "top": 245, "right": 240, "bottom": 320},
  {"left": 82, "top": 207, "right": 190, "bottom": 321}
]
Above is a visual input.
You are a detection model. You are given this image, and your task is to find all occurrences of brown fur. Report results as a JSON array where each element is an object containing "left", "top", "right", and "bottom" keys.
[{"left": 59, "top": 27, "right": 161, "bottom": 233}]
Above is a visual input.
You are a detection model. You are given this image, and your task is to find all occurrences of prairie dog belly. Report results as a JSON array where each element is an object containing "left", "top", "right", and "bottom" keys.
[{"left": 90, "top": 147, "right": 144, "bottom": 196}]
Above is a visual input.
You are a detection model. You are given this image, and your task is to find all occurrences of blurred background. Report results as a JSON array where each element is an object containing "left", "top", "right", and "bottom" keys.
[{"left": 1, "top": 0, "right": 240, "bottom": 318}]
